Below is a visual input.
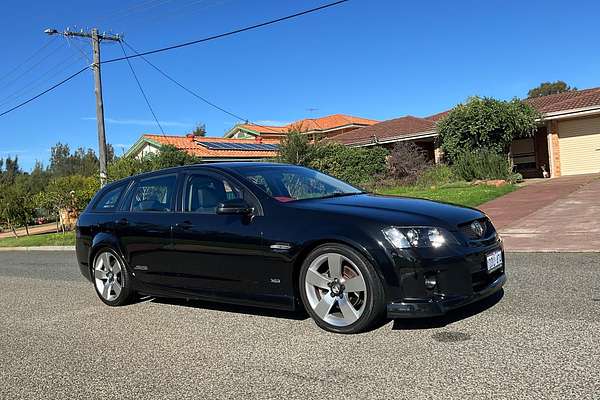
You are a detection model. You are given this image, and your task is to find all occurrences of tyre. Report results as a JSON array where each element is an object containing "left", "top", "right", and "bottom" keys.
[
  {"left": 299, "top": 243, "right": 385, "bottom": 334},
  {"left": 92, "top": 248, "right": 135, "bottom": 306}
]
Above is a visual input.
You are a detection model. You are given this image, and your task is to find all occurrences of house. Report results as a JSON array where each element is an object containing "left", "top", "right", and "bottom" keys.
[
  {"left": 224, "top": 114, "right": 379, "bottom": 140},
  {"left": 124, "top": 134, "right": 280, "bottom": 162},
  {"left": 331, "top": 87, "right": 600, "bottom": 178}
]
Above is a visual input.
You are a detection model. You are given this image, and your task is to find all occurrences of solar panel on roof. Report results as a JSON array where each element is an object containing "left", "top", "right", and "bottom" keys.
[{"left": 197, "top": 141, "right": 279, "bottom": 151}]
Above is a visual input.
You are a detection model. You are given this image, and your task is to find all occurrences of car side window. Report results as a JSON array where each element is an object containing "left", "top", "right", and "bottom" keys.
[
  {"left": 93, "top": 185, "right": 125, "bottom": 211},
  {"left": 184, "top": 174, "right": 247, "bottom": 214},
  {"left": 129, "top": 175, "right": 176, "bottom": 212}
]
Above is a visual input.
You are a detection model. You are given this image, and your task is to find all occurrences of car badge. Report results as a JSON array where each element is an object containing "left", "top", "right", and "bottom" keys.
[{"left": 470, "top": 221, "right": 484, "bottom": 238}]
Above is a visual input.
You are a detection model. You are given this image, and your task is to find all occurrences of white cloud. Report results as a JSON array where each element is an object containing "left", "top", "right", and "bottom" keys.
[{"left": 81, "top": 117, "right": 193, "bottom": 128}]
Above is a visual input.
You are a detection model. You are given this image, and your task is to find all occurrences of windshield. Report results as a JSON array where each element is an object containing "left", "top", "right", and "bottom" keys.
[{"left": 238, "top": 165, "right": 364, "bottom": 202}]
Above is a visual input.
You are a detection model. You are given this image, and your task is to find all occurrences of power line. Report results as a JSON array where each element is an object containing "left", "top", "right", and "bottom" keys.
[
  {"left": 0, "top": 1, "right": 349, "bottom": 119},
  {"left": 0, "top": 67, "right": 89, "bottom": 118},
  {"left": 94, "top": 0, "right": 174, "bottom": 24},
  {"left": 122, "top": 40, "right": 282, "bottom": 134},
  {"left": 0, "top": 39, "right": 63, "bottom": 92},
  {"left": 103, "top": 0, "right": 349, "bottom": 64},
  {"left": 0, "top": 52, "right": 86, "bottom": 109},
  {"left": 118, "top": 41, "right": 165, "bottom": 135},
  {"left": 0, "top": 37, "right": 58, "bottom": 84}
]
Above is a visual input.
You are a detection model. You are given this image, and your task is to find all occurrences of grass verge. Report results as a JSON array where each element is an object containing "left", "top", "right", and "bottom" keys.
[
  {"left": 377, "top": 182, "right": 517, "bottom": 208},
  {"left": 0, "top": 231, "right": 75, "bottom": 247}
]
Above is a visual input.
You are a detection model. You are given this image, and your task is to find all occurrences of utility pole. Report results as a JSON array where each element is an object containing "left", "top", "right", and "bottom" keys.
[{"left": 44, "top": 28, "right": 121, "bottom": 187}]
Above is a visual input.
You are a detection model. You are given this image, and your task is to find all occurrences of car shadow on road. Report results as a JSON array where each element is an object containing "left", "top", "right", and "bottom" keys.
[
  {"left": 391, "top": 289, "right": 504, "bottom": 330},
  {"left": 150, "top": 297, "right": 310, "bottom": 321}
]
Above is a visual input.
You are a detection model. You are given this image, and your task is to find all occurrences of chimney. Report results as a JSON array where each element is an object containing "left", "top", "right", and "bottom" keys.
[{"left": 186, "top": 133, "right": 195, "bottom": 142}]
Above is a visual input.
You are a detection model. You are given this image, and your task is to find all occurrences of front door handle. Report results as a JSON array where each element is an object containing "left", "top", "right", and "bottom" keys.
[
  {"left": 175, "top": 221, "right": 193, "bottom": 230},
  {"left": 115, "top": 218, "right": 129, "bottom": 226}
]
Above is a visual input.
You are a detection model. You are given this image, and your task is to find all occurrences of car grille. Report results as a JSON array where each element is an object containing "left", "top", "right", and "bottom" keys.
[{"left": 458, "top": 218, "right": 496, "bottom": 241}]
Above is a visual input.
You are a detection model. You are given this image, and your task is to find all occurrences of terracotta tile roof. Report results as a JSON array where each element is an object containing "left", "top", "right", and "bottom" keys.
[
  {"left": 235, "top": 124, "right": 289, "bottom": 134},
  {"left": 143, "top": 134, "right": 279, "bottom": 159},
  {"left": 236, "top": 114, "right": 378, "bottom": 135},
  {"left": 525, "top": 87, "right": 600, "bottom": 114},
  {"left": 331, "top": 116, "right": 436, "bottom": 145}
]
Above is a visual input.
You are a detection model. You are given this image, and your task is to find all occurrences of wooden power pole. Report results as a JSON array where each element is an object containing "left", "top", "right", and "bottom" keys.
[{"left": 45, "top": 28, "right": 121, "bottom": 186}]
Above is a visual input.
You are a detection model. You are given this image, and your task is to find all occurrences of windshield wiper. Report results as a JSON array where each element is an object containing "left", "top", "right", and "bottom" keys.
[{"left": 315, "top": 191, "right": 366, "bottom": 200}]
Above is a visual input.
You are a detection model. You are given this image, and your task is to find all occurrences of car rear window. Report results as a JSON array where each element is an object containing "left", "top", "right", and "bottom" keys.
[{"left": 93, "top": 185, "right": 125, "bottom": 211}]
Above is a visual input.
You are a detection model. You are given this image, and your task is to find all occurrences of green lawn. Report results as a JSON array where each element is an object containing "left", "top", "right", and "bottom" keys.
[
  {"left": 0, "top": 231, "right": 75, "bottom": 247},
  {"left": 377, "top": 183, "right": 517, "bottom": 208}
]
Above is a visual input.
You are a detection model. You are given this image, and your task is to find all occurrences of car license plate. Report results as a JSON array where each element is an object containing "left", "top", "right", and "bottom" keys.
[{"left": 486, "top": 250, "right": 503, "bottom": 272}]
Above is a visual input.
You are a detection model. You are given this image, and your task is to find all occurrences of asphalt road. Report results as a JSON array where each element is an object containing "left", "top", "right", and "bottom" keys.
[{"left": 1, "top": 251, "right": 599, "bottom": 399}]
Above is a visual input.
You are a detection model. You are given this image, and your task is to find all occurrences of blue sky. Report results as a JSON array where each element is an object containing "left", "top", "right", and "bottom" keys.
[{"left": 1, "top": 0, "right": 600, "bottom": 171}]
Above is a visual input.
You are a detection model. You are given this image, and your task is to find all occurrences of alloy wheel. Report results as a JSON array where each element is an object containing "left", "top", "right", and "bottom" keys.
[
  {"left": 304, "top": 252, "right": 367, "bottom": 327},
  {"left": 94, "top": 251, "right": 124, "bottom": 302}
]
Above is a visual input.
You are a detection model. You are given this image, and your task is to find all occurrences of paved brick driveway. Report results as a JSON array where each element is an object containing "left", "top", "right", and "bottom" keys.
[{"left": 480, "top": 174, "right": 600, "bottom": 252}]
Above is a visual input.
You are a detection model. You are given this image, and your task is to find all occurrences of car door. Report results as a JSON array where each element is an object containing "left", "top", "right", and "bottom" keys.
[
  {"left": 170, "top": 170, "right": 287, "bottom": 307},
  {"left": 116, "top": 173, "right": 179, "bottom": 289}
]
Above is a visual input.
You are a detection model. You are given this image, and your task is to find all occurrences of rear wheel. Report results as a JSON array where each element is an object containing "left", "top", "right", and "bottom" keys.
[
  {"left": 299, "top": 244, "right": 385, "bottom": 334},
  {"left": 92, "top": 249, "right": 134, "bottom": 306}
]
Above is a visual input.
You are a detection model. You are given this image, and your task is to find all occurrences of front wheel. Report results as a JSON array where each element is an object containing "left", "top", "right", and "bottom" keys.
[
  {"left": 299, "top": 244, "right": 385, "bottom": 334},
  {"left": 92, "top": 249, "right": 135, "bottom": 306}
]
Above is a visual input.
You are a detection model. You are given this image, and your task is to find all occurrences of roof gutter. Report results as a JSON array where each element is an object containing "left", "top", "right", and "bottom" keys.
[
  {"left": 346, "top": 130, "right": 438, "bottom": 147},
  {"left": 539, "top": 105, "right": 600, "bottom": 121}
]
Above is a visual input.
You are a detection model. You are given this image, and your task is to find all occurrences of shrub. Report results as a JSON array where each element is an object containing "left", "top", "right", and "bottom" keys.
[
  {"left": 309, "top": 143, "right": 389, "bottom": 186},
  {"left": 452, "top": 150, "right": 514, "bottom": 182},
  {"left": 276, "top": 131, "right": 389, "bottom": 186},
  {"left": 417, "top": 164, "right": 457, "bottom": 187},
  {"left": 386, "top": 142, "right": 432, "bottom": 184},
  {"left": 437, "top": 96, "right": 539, "bottom": 163}
]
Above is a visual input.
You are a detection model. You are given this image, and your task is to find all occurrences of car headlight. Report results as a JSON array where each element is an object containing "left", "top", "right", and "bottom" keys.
[{"left": 382, "top": 226, "right": 457, "bottom": 249}]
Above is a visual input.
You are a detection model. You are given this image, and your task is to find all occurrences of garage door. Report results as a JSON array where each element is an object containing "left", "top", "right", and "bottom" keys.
[{"left": 558, "top": 117, "right": 600, "bottom": 175}]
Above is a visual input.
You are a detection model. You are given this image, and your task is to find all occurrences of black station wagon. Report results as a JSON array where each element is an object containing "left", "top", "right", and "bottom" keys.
[{"left": 76, "top": 162, "right": 506, "bottom": 333}]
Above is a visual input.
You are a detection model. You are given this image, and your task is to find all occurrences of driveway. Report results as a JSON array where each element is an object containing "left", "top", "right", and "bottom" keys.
[
  {"left": 0, "top": 251, "right": 598, "bottom": 399},
  {"left": 0, "top": 222, "right": 57, "bottom": 239},
  {"left": 480, "top": 174, "right": 600, "bottom": 252}
]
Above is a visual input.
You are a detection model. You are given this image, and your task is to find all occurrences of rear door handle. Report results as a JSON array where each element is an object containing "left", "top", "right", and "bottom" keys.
[
  {"left": 115, "top": 218, "right": 129, "bottom": 226},
  {"left": 175, "top": 221, "right": 193, "bottom": 230}
]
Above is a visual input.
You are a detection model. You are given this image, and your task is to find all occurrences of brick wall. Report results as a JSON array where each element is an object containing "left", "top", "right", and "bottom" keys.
[{"left": 549, "top": 121, "right": 561, "bottom": 177}]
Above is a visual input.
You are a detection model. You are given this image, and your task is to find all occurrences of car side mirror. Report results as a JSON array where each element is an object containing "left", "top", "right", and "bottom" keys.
[{"left": 216, "top": 199, "right": 253, "bottom": 215}]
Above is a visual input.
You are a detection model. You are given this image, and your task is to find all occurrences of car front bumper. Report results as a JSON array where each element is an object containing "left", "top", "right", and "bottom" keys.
[{"left": 386, "top": 271, "right": 506, "bottom": 318}]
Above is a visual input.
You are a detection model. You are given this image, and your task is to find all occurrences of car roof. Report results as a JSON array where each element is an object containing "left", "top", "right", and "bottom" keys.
[{"left": 108, "top": 162, "right": 293, "bottom": 184}]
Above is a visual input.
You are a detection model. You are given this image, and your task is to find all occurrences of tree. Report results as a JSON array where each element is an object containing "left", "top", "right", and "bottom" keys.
[
  {"left": 0, "top": 178, "right": 36, "bottom": 237},
  {"left": 107, "top": 145, "right": 199, "bottom": 182},
  {"left": 276, "top": 129, "right": 314, "bottom": 166},
  {"left": 147, "top": 145, "right": 199, "bottom": 170},
  {"left": 192, "top": 123, "right": 206, "bottom": 137},
  {"left": 0, "top": 155, "right": 21, "bottom": 185},
  {"left": 48, "top": 142, "right": 115, "bottom": 177},
  {"left": 527, "top": 81, "right": 576, "bottom": 98},
  {"left": 437, "top": 96, "right": 539, "bottom": 163},
  {"left": 36, "top": 175, "right": 100, "bottom": 232}
]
